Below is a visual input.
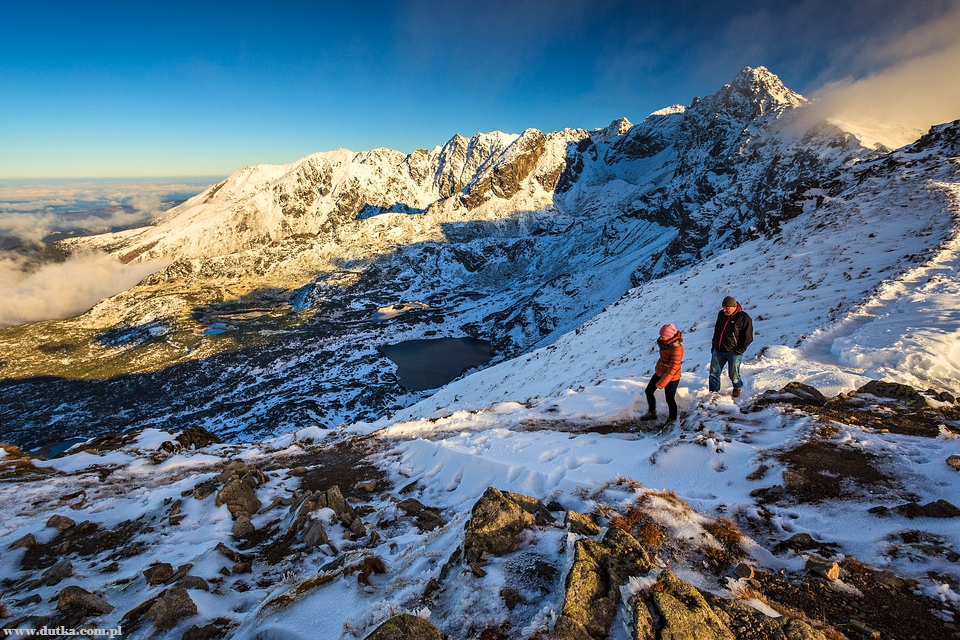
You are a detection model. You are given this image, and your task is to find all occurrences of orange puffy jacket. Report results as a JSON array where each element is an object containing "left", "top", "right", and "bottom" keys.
[{"left": 654, "top": 332, "right": 684, "bottom": 389}]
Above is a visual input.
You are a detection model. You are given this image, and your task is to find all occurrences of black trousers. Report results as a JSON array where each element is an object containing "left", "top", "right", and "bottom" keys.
[{"left": 645, "top": 374, "right": 679, "bottom": 420}]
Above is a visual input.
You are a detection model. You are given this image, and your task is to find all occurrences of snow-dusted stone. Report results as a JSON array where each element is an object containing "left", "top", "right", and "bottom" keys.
[
  {"left": 364, "top": 613, "right": 441, "bottom": 640},
  {"left": 56, "top": 585, "right": 114, "bottom": 616},
  {"left": 46, "top": 514, "right": 76, "bottom": 530},
  {"left": 176, "top": 575, "right": 210, "bottom": 591},
  {"left": 215, "top": 542, "right": 241, "bottom": 562},
  {"left": 216, "top": 476, "right": 262, "bottom": 519},
  {"left": 947, "top": 455, "right": 960, "bottom": 471}
]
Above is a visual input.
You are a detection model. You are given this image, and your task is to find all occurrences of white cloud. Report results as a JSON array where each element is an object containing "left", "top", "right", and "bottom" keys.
[
  {"left": 0, "top": 179, "right": 212, "bottom": 244},
  {"left": 0, "top": 252, "right": 168, "bottom": 328}
]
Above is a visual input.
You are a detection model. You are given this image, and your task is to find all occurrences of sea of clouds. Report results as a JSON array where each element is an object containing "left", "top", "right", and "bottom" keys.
[{"left": 0, "top": 179, "right": 213, "bottom": 328}]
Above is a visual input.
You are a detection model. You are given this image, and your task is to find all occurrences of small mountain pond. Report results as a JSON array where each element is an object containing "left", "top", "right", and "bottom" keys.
[{"left": 379, "top": 337, "right": 492, "bottom": 391}]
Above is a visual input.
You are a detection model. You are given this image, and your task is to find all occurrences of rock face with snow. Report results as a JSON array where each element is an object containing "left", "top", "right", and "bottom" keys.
[{"left": 0, "top": 67, "right": 951, "bottom": 451}]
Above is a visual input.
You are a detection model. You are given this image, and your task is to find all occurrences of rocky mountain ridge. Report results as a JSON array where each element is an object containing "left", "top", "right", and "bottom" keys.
[{"left": 0, "top": 66, "right": 929, "bottom": 448}]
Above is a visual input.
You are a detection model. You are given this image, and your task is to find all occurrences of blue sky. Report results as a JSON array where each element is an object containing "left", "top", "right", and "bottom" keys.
[{"left": 2, "top": 0, "right": 958, "bottom": 178}]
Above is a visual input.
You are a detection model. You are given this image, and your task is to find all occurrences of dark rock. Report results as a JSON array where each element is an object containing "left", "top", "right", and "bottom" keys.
[
  {"left": 500, "top": 587, "right": 525, "bottom": 610},
  {"left": 175, "top": 425, "right": 221, "bottom": 449},
  {"left": 892, "top": 499, "right": 960, "bottom": 518},
  {"left": 948, "top": 455, "right": 960, "bottom": 470},
  {"left": 734, "top": 563, "right": 755, "bottom": 579},
  {"left": 56, "top": 585, "right": 114, "bottom": 616},
  {"left": 232, "top": 561, "right": 252, "bottom": 574},
  {"left": 177, "top": 575, "right": 210, "bottom": 591},
  {"left": 856, "top": 380, "right": 927, "bottom": 407},
  {"left": 396, "top": 497, "right": 447, "bottom": 532},
  {"left": 144, "top": 562, "right": 175, "bottom": 585},
  {"left": 364, "top": 613, "right": 442, "bottom": 640},
  {"left": 46, "top": 514, "right": 76, "bottom": 530},
  {"left": 15, "top": 593, "right": 43, "bottom": 607},
  {"left": 38, "top": 559, "right": 73, "bottom": 586},
  {"left": 192, "top": 480, "right": 219, "bottom": 501},
  {"left": 182, "top": 620, "right": 232, "bottom": 640}
]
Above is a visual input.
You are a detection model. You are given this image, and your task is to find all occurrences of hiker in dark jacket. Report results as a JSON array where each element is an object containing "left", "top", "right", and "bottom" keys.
[
  {"left": 709, "top": 296, "right": 753, "bottom": 397},
  {"left": 640, "top": 323, "right": 684, "bottom": 423}
]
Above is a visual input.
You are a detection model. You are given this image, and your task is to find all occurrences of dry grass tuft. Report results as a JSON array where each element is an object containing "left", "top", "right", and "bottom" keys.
[{"left": 704, "top": 517, "right": 744, "bottom": 547}]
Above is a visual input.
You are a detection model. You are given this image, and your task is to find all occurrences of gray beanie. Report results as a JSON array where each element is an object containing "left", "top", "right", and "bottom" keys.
[{"left": 722, "top": 296, "right": 738, "bottom": 307}]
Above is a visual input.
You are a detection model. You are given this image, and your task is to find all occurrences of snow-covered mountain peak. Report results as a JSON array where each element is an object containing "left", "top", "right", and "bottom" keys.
[
  {"left": 730, "top": 65, "right": 806, "bottom": 107},
  {"left": 593, "top": 117, "right": 634, "bottom": 143},
  {"left": 649, "top": 104, "right": 685, "bottom": 117}
]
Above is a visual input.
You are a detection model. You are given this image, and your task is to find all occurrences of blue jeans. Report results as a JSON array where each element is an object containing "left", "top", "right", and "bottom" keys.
[{"left": 709, "top": 350, "right": 743, "bottom": 392}]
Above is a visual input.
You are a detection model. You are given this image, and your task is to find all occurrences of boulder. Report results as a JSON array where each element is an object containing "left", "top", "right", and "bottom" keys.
[
  {"left": 38, "top": 559, "right": 73, "bottom": 586},
  {"left": 175, "top": 425, "right": 221, "bottom": 449},
  {"left": 46, "top": 514, "right": 76, "bottom": 530},
  {"left": 364, "top": 613, "right": 441, "bottom": 640},
  {"left": 302, "top": 519, "right": 330, "bottom": 548},
  {"left": 463, "top": 487, "right": 554, "bottom": 562},
  {"left": 215, "top": 478, "right": 261, "bottom": 519},
  {"left": 8, "top": 532, "right": 36, "bottom": 549},
  {"left": 56, "top": 585, "right": 114, "bottom": 616},
  {"left": 144, "top": 586, "right": 198, "bottom": 629},
  {"left": 856, "top": 380, "right": 926, "bottom": 407},
  {"left": 232, "top": 515, "right": 255, "bottom": 539},
  {"left": 143, "top": 562, "right": 175, "bottom": 585},
  {"left": 805, "top": 556, "right": 840, "bottom": 580}
]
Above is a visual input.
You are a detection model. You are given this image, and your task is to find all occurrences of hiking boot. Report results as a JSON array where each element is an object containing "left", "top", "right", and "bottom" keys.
[
  {"left": 732, "top": 387, "right": 742, "bottom": 398},
  {"left": 639, "top": 411, "right": 658, "bottom": 421}
]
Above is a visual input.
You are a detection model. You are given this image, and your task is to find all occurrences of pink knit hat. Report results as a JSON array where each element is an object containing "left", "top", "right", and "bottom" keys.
[{"left": 659, "top": 323, "right": 678, "bottom": 339}]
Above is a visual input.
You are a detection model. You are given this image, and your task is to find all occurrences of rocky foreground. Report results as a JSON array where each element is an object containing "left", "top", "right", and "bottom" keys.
[{"left": 2, "top": 380, "right": 959, "bottom": 639}]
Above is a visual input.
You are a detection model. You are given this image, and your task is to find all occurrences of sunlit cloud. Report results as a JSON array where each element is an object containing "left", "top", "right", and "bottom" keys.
[
  {"left": 0, "top": 251, "right": 169, "bottom": 328},
  {"left": 801, "top": 2, "right": 960, "bottom": 148}
]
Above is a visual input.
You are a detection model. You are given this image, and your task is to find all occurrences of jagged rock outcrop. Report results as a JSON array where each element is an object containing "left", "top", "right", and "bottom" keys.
[
  {"left": 463, "top": 486, "right": 556, "bottom": 562},
  {"left": 556, "top": 527, "right": 653, "bottom": 639}
]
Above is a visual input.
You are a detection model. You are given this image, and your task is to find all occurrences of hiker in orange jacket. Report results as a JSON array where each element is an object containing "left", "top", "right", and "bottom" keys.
[{"left": 640, "top": 323, "right": 684, "bottom": 423}]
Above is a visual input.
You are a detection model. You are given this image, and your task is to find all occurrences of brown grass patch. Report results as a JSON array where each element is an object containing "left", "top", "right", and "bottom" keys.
[{"left": 704, "top": 517, "right": 744, "bottom": 547}]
